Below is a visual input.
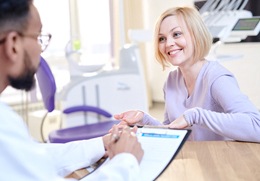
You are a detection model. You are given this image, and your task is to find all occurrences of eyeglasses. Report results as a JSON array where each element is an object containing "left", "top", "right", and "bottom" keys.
[
  {"left": 18, "top": 32, "right": 52, "bottom": 52},
  {"left": 0, "top": 31, "right": 52, "bottom": 52}
]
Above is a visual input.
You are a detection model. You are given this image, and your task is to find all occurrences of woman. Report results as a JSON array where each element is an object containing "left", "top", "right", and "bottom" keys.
[{"left": 114, "top": 6, "right": 260, "bottom": 142}]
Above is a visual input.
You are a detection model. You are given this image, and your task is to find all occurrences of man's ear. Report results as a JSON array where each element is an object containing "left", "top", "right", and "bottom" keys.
[{"left": 4, "top": 32, "right": 23, "bottom": 63}]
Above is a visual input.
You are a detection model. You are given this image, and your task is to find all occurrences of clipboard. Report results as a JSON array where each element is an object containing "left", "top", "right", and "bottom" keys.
[
  {"left": 80, "top": 127, "right": 191, "bottom": 180},
  {"left": 136, "top": 127, "right": 191, "bottom": 181}
]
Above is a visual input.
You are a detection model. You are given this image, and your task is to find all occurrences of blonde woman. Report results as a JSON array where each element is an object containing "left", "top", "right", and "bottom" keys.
[{"left": 114, "top": 6, "right": 260, "bottom": 142}]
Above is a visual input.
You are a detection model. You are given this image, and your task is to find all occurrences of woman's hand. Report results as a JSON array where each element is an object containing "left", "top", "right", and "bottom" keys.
[
  {"left": 114, "top": 110, "right": 144, "bottom": 126},
  {"left": 168, "top": 115, "right": 189, "bottom": 129}
]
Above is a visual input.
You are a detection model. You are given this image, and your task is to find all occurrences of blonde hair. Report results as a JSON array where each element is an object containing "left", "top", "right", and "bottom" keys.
[{"left": 154, "top": 6, "right": 212, "bottom": 70}]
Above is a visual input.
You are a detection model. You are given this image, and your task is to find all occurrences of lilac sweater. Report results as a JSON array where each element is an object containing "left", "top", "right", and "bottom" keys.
[{"left": 143, "top": 61, "right": 260, "bottom": 142}]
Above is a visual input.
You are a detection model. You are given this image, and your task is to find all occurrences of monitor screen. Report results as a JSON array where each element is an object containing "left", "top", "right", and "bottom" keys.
[{"left": 232, "top": 17, "right": 260, "bottom": 31}]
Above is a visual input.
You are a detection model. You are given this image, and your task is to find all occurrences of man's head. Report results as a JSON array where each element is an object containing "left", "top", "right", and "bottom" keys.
[{"left": 0, "top": 0, "right": 47, "bottom": 92}]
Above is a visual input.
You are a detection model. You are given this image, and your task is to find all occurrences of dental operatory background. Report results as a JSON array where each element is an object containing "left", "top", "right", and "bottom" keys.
[{"left": 0, "top": 0, "right": 259, "bottom": 142}]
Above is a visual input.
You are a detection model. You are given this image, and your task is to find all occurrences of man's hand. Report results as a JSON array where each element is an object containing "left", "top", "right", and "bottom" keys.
[{"left": 106, "top": 125, "right": 144, "bottom": 163}]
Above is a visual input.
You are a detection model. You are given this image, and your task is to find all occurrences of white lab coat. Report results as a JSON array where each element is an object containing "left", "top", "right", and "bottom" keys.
[{"left": 0, "top": 102, "right": 139, "bottom": 181}]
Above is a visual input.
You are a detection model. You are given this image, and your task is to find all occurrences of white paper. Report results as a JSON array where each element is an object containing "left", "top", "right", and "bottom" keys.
[
  {"left": 136, "top": 128, "right": 188, "bottom": 181},
  {"left": 93, "top": 128, "right": 189, "bottom": 181}
]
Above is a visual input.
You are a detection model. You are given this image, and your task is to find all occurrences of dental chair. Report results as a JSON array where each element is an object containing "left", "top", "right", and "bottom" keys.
[{"left": 36, "top": 56, "right": 119, "bottom": 143}]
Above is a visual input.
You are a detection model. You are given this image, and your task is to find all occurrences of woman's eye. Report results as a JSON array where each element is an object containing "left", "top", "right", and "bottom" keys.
[
  {"left": 159, "top": 37, "right": 166, "bottom": 42},
  {"left": 173, "top": 32, "right": 182, "bottom": 38}
]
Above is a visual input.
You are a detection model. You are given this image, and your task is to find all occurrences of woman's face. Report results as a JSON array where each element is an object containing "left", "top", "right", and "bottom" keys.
[{"left": 158, "top": 15, "right": 194, "bottom": 68}]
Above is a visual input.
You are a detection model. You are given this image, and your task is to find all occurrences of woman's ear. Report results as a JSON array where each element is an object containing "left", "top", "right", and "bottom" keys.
[{"left": 4, "top": 31, "right": 23, "bottom": 63}]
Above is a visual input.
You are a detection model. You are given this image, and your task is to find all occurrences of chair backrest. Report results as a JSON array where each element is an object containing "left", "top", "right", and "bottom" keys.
[
  {"left": 36, "top": 57, "right": 118, "bottom": 143},
  {"left": 36, "top": 56, "right": 56, "bottom": 112}
]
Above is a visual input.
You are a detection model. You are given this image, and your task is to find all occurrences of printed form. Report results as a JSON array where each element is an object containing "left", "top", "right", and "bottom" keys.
[{"left": 136, "top": 128, "right": 190, "bottom": 181}]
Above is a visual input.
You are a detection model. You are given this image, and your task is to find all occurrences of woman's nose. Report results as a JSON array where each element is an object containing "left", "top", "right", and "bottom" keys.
[{"left": 166, "top": 37, "right": 175, "bottom": 47}]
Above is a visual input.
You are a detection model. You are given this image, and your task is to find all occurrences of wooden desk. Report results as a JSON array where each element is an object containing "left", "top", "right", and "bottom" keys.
[{"left": 157, "top": 141, "right": 260, "bottom": 181}]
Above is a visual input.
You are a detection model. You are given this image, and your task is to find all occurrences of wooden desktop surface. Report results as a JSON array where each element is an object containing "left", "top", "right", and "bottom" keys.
[
  {"left": 67, "top": 141, "right": 260, "bottom": 180},
  {"left": 157, "top": 141, "right": 260, "bottom": 181}
]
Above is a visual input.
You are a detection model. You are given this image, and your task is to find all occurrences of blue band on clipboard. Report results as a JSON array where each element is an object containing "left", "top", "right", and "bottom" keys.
[{"left": 141, "top": 133, "right": 179, "bottom": 138}]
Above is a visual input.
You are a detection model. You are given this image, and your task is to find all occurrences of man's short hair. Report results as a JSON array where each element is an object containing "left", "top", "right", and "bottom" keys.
[{"left": 0, "top": 0, "right": 32, "bottom": 33}]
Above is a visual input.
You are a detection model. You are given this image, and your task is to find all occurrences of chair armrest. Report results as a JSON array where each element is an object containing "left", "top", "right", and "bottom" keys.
[{"left": 63, "top": 105, "right": 112, "bottom": 118}]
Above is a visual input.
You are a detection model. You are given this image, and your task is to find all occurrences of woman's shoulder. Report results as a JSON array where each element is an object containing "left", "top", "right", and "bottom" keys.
[
  {"left": 204, "top": 60, "right": 234, "bottom": 77},
  {"left": 199, "top": 60, "right": 237, "bottom": 87},
  {"left": 167, "top": 67, "right": 180, "bottom": 78},
  {"left": 163, "top": 68, "right": 181, "bottom": 89}
]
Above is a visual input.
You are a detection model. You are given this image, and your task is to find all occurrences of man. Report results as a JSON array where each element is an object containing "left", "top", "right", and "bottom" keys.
[{"left": 0, "top": 0, "right": 143, "bottom": 180}]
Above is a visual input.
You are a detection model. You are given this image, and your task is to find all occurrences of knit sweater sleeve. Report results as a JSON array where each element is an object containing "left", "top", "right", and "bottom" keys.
[
  {"left": 141, "top": 113, "right": 163, "bottom": 126},
  {"left": 184, "top": 75, "right": 260, "bottom": 142}
]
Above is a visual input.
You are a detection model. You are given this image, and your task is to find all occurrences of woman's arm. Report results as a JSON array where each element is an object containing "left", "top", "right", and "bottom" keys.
[{"left": 184, "top": 75, "right": 260, "bottom": 142}]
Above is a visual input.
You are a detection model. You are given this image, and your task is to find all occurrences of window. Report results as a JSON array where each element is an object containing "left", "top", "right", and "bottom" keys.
[
  {"left": 34, "top": 0, "right": 112, "bottom": 65},
  {"left": 34, "top": 0, "right": 70, "bottom": 55},
  {"left": 77, "top": 0, "right": 112, "bottom": 65}
]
